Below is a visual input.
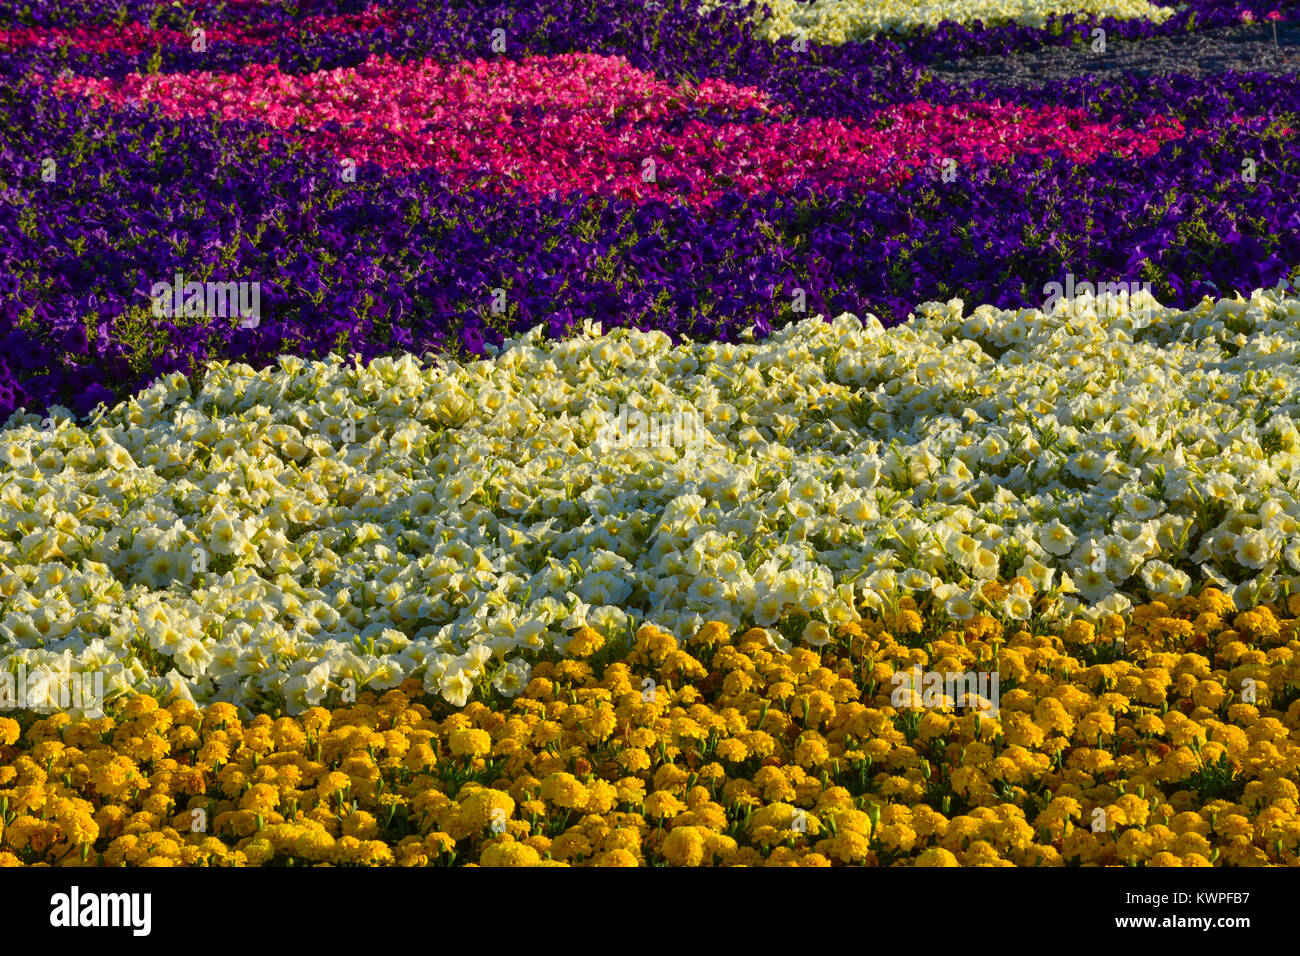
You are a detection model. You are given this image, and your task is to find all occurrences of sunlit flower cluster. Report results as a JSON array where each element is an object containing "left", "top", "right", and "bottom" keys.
[
  {"left": 0, "top": 287, "right": 1298, "bottom": 713},
  {"left": 701, "top": 0, "right": 1176, "bottom": 45},
  {"left": 3, "top": 591, "right": 1298, "bottom": 867}
]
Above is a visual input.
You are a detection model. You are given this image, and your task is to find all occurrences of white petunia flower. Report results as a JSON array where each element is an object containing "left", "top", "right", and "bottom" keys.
[
  {"left": 493, "top": 658, "right": 532, "bottom": 698},
  {"left": 439, "top": 669, "right": 474, "bottom": 708}
]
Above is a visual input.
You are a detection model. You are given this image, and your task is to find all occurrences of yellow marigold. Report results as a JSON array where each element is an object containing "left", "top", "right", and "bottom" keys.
[
  {"left": 894, "top": 609, "right": 924, "bottom": 635},
  {"left": 752, "top": 765, "right": 797, "bottom": 803},
  {"left": 194, "top": 739, "right": 230, "bottom": 770},
  {"left": 691, "top": 621, "right": 731, "bottom": 647},
  {"left": 737, "top": 628, "right": 772, "bottom": 652},
  {"left": 480, "top": 840, "right": 542, "bottom": 867},
  {"left": 122, "top": 696, "right": 158, "bottom": 719},
  {"left": 241, "top": 837, "right": 276, "bottom": 865},
  {"left": 661, "top": 825, "right": 708, "bottom": 866},
  {"left": 878, "top": 823, "right": 917, "bottom": 853},
  {"left": 0, "top": 717, "right": 19, "bottom": 746},
  {"left": 452, "top": 788, "right": 515, "bottom": 838},
  {"left": 1174, "top": 831, "right": 1212, "bottom": 857},
  {"left": 550, "top": 831, "right": 593, "bottom": 861},
  {"left": 201, "top": 701, "right": 239, "bottom": 730},
  {"left": 645, "top": 763, "right": 681, "bottom": 794},
  {"left": 592, "top": 848, "right": 640, "bottom": 866},
  {"left": 992, "top": 816, "right": 1034, "bottom": 852},
  {"left": 395, "top": 842, "right": 430, "bottom": 867},
  {"left": 566, "top": 627, "right": 605, "bottom": 658},
  {"left": 1148, "top": 617, "right": 1194, "bottom": 643},
  {"left": 962, "top": 840, "right": 1011, "bottom": 866},
  {"left": 5, "top": 815, "right": 55, "bottom": 854},
  {"left": 1234, "top": 608, "right": 1281, "bottom": 641},
  {"left": 1216, "top": 814, "right": 1253, "bottom": 840},
  {"left": 423, "top": 831, "right": 456, "bottom": 858},
  {"left": 1033, "top": 698, "right": 1075, "bottom": 736},
  {"left": 789, "top": 732, "right": 831, "bottom": 770},
  {"left": 94, "top": 804, "right": 130, "bottom": 840},
  {"left": 298, "top": 707, "right": 331, "bottom": 736},
  {"left": 819, "top": 830, "right": 872, "bottom": 864},
  {"left": 524, "top": 677, "right": 554, "bottom": 701},
  {"left": 90, "top": 755, "right": 146, "bottom": 800},
  {"left": 1115, "top": 829, "right": 1154, "bottom": 863},
  {"left": 750, "top": 802, "right": 815, "bottom": 838},
  {"left": 341, "top": 811, "right": 380, "bottom": 840},
  {"left": 448, "top": 727, "right": 492, "bottom": 759},
  {"left": 741, "top": 729, "right": 777, "bottom": 760},
  {"left": 949, "top": 765, "right": 987, "bottom": 798},
  {"left": 9, "top": 784, "right": 46, "bottom": 814},
  {"left": 764, "top": 846, "right": 801, "bottom": 867},
  {"left": 583, "top": 779, "right": 618, "bottom": 815},
  {"left": 1191, "top": 680, "right": 1227, "bottom": 711},
  {"left": 963, "top": 615, "right": 1002, "bottom": 642},
  {"left": 240, "top": 783, "right": 280, "bottom": 815},
  {"left": 1198, "top": 588, "right": 1234, "bottom": 617},
  {"left": 54, "top": 809, "right": 99, "bottom": 847},
  {"left": 915, "top": 847, "right": 960, "bottom": 867},
  {"left": 715, "top": 738, "right": 748, "bottom": 763},
  {"left": 611, "top": 778, "right": 645, "bottom": 808},
  {"left": 635, "top": 625, "right": 678, "bottom": 662},
  {"left": 293, "top": 828, "right": 337, "bottom": 861},
  {"left": 540, "top": 772, "right": 589, "bottom": 810},
  {"left": 678, "top": 801, "right": 728, "bottom": 831},
  {"left": 917, "top": 711, "right": 952, "bottom": 743},
  {"left": 643, "top": 790, "right": 686, "bottom": 821},
  {"left": 316, "top": 769, "right": 352, "bottom": 799}
]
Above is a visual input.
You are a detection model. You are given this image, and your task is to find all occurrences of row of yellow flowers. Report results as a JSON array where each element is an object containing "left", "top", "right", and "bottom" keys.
[{"left": 2, "top": 582, "right": 1298, "bottom": 866}]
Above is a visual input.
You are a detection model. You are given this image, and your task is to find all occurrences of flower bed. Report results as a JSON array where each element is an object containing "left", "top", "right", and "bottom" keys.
[
  {"left": 1, "top": 0, "right": 1298, "bottom": 870},
  {"left": 1, "top": 289, "right": 1297, "bottom": 716},
  {"left": 2, "top": 595, "right": 1298, "bottom": 867}
]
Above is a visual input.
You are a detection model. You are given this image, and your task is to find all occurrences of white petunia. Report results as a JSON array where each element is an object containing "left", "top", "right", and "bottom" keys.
[
  {"left": 439, "top": 669, "right": 474, "bottom": 708},
  {"left": 492, "top": 658, "right": 532, "bottom": 698},
  {"left": 1039, "top": 519, "right": 1077, "bottom": 556}
]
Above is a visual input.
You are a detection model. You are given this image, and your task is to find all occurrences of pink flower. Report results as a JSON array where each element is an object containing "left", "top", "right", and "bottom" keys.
[{"left": 50, "top": 54, "right": 1185, "bottom": 208}]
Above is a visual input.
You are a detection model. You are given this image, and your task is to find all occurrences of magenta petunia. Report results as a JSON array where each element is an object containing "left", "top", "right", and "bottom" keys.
[{"left": 51, "top": 53, "right": 1185, "bottom": 208}]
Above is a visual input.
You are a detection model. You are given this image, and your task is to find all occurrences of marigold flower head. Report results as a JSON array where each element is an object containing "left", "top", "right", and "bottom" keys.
[{"left": 448, "top": 727, "right": 492, "bottom": 759}]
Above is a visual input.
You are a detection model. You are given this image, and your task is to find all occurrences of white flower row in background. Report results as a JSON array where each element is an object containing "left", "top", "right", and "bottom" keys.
[
  {"left": 0, "top": 283, "right": 1297, "bottom": 713},
  {"left": 698, "top": 0, "right": 1175, "bottom": 45}
]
